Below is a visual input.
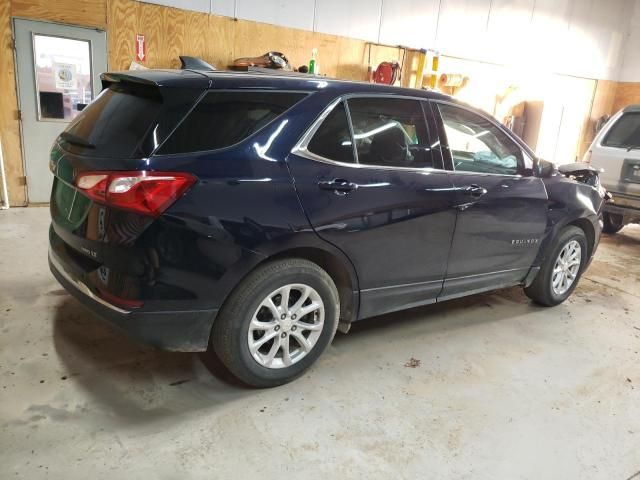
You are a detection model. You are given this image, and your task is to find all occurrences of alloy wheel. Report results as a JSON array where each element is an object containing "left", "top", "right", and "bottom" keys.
[
  {"left": 248, "top": 284, "right": 325, "bottom": 369},
  {"left": 551, "top": 240, "right": 582, "bottom": 295}
]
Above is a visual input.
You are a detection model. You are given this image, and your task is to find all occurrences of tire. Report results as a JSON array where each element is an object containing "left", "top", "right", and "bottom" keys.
[
  {"left": 524, "top": 226, "right": 588, "bottom": 307},
  {"left": 210, "top": 258, "right": 339, "bottom": 388},
  {"left": 602, "top": 212, "right": 624, "bottom": 234}
]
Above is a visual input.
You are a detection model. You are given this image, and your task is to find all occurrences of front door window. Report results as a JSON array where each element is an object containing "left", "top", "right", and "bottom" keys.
[{"left": 437, "top": 103, "right": 523, "bottom": 176}]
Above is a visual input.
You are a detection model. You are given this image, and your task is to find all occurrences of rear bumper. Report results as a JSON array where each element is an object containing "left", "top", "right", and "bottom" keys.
[
  {"left": 604, "top": 192, "right": 640, "bottom": 220},
  {"left": 49, "top": 249, "right": 216, "bottom": 352}
]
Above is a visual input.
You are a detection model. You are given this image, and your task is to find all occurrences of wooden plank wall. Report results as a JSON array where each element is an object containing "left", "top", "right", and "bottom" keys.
[
  {"left": 577, "top": 80, "right": 617, "bottom": 159},
  {"left": 0, "top": 0, "right": 27, "bottom": 206},
  {"left": 0, "top": 0, "right": 413, "bottom": 205},
  {"left": 613, "top": 83, "right": 640, "bottom": 112},
  {"left": 0, "top": 0, "right": 638, "bottom": 206},
  {"left": 12, "top": 0, "right": 107, "bottom": 29},
  {"left": 107, "top": 0, "right": 410, "bottom": 81}
]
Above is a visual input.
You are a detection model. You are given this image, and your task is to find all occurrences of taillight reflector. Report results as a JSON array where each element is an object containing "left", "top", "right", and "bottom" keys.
[
  {"left": 75, "top": 171, "right": 196, "bottom": 217},
  {"left": 97, "top": 287, "right": 144, "bottom": 309}
]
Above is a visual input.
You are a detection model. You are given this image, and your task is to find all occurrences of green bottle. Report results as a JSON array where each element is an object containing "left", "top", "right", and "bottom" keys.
[{"left": 309, "top": 48, "right": 318, "bottom": 75}]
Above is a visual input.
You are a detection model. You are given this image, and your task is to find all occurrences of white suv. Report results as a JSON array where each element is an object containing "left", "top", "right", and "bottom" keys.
[{"left": 584, "top": 105, "right": 640, "bottom": 233}]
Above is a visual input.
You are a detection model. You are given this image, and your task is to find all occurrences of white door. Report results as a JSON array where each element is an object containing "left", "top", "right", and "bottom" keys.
[
  {"left": 14, "top": 19, "right": 108, "bottom": 203},
  {"left": 536, "top": 75, "right": 596, "bottom": 164}
]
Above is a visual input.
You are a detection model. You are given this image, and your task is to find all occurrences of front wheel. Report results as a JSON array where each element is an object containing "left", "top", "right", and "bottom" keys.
[
  {"left": 211, "top": 258, "right": 339, "bottom": 388},
  {"left": 602, "top": 212, "right": 624, "bottom": 234},
  {"left": 524, "top": 226, "right": 588, "bottom": 307}
]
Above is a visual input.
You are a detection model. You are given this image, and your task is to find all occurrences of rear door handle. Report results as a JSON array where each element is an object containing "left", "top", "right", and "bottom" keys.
[
  {"left": 462, "top": 184, "right": 488, "bottom": 198},
  {"left": 318, "top": 178, "right": 358, "bottom": 194}
]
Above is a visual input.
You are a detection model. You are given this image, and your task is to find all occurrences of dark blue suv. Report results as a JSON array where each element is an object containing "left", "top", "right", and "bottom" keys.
[{"left": 49, "top": 69, "right": 605, "bottom": 387}]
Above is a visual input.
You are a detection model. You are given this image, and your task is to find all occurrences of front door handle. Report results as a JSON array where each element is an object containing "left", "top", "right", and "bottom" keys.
[
  {"left": 318, "top": 178, "right": 358, "bottom": 194},
  {"left": 462, "top": 184, "right": 488, "bottom": 198}
]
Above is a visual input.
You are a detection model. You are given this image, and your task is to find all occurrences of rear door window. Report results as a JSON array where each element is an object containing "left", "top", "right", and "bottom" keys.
[
  {"left": 158, "top": 91, "right": 307, "bottom": 154},
  {"left": 306, "top": 101, "right": 355, "bottom": 163},
  {"left": 347, "top": 97, "right": 433, "bottom": 168},
  {"left": 603, "top": 112, "right": 640, "bottom": 149}
]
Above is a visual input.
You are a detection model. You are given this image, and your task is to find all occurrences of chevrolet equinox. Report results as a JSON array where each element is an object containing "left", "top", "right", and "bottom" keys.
[{"left": 49, "top": 70, "right": 605, "bottom": 387}]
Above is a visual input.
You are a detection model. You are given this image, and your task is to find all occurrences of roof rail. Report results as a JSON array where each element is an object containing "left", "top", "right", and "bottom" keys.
[{"left": 244, "top": 66, "right": 325, "bottom": 79}]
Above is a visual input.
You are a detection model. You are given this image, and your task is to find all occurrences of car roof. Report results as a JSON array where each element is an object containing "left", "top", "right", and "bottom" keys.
[{"left": 102, "top": 68, "right": 452, "bottom": 101}]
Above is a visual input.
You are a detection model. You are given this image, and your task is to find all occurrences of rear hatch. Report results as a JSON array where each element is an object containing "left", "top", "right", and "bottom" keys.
[{"left": 50, "top": 71, "right": 208, "bottom": 308}]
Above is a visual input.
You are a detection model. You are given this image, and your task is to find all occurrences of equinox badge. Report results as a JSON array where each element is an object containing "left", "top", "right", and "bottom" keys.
[{"left": 511, "top": 239, "right": 540, "bottom": 246}]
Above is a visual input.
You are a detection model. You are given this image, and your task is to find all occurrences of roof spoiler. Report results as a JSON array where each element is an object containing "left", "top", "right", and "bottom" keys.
[
  {"left": 99, "top": 70, "right": 211, "bottom": 90},
  {"left": 101, "top": 72, "right": 158, "bottom": 88}
]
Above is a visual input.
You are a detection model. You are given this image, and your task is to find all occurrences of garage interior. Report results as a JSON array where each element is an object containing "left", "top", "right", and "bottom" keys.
[{"left": 1, "top": 0, "right": 640, "bottom": 478}]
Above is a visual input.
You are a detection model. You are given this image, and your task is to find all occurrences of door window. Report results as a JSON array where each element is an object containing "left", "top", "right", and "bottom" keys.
[
  {"left": 347, "top": 97, "right": 433, "bottom": 168},
  {"left": 307, "top": 101, "right": 355, "bottom": 163},
  {"left": 33, "top": 35, "right": 92, "bottom": 121},
  {"left": 437, "top": 103, "right": 523, "bottom": 175}
]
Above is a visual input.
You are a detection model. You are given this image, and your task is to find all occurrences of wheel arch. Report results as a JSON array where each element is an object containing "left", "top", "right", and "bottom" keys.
[
  {"left": 266, "top": 246, "right": 359, "bottom": 326},
  {"left": 534, "top": 208, "right": 599, "bottom": 268},
  {"left": 211, "top": 236, "right": 360, "bottom": 335},
  {"left": 568, "top": 217, "right": 596, "bottom": 258}
]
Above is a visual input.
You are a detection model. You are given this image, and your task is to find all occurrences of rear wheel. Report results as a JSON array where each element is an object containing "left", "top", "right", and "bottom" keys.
[
  {"left": 211, "top": 258, "right": 339, "bottom": 387},
  {"left": 602, "top": 212, "right": 624, "bottom": 234},
  {"left": 524, "top": 226, "right": 587, "bottom": 306}
]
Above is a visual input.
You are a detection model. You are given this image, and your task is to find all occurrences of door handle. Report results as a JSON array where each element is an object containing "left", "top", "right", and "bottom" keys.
[
  {"left": 318, "top": 179, "right": 358, "bottom": 194},
  {"left": 462, "top": 184, "right": 488, "bottom": 198}
]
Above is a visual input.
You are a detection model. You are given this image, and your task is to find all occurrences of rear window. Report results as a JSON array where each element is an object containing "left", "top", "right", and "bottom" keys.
[
  {"left": 62, "top": 83, "right": 163, "bottom": 158},
  {"left": 157, "top": 91, "right": 307, "bottom": 155},
  {"left": 603, "top": 112, "right": 640, "bottom": 149}
]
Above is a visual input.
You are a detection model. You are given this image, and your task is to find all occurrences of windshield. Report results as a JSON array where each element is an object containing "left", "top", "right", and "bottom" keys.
[{"left": 603, "top": 112, "right": 640, "bottom": 149}]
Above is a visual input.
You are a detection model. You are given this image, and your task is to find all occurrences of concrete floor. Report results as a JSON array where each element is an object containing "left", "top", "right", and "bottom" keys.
[{"left": 1, "top": 207, "right": 639, "bottom": 480}]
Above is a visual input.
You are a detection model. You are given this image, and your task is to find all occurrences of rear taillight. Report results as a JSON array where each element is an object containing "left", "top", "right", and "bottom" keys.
[{"left": 75, "top": 171, "right": 196, "bottom": 217}]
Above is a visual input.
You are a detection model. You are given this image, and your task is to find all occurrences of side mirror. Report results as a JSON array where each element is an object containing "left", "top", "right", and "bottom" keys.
[{"left": 535, "top": 158, "right": 557, "bottom": 178}]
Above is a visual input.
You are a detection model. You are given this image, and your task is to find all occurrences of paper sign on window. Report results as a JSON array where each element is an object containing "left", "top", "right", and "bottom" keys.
[{"left": 53, "top": 63, "right": 77, "bottom": 90}]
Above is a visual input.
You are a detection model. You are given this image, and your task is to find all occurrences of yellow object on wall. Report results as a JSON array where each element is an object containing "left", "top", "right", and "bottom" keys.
[
  {"left": 414, "top": 49, "right": 427, "bottom": 89},
  {"left": 429, "top": 52, "right": 439, "bottom": 89}
]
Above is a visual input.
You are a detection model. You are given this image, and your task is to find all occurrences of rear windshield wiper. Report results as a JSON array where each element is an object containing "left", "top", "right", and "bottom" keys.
[{"left": 60, "top": 131, "right": 95, "bottom": 149}]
